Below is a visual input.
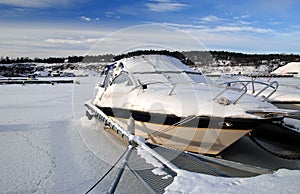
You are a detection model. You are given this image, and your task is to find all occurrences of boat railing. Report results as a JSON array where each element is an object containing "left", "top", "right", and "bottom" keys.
[
  {"left": 215, "top": 80, "right": 279, "bottom": 104},
  {"left": 213, "top": 82, "right": 248, "bottom": 105},
  {"left": 253, "top": 81, "right": 279, "bottom": 101}
]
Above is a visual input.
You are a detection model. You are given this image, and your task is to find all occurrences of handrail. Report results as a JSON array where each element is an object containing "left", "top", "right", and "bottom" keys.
[
  {"left": 213, "top": 82, "right": 248, "bottom": 105},
  {"left": 233, "top": 82, "right": 248, "bottom": 104},
  {"left": 254, "top": 81, "right": 279, "bottom": 101},
  {"left": 216, "top": 80, "right": 279, "bottom": 104}
]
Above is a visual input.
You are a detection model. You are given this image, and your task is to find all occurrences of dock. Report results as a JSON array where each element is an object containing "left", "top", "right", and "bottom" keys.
[{"left": 0, "top": 78, "right": 74, "bottom": 85}]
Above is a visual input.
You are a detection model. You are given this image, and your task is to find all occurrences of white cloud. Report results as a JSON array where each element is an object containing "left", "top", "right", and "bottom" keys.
[
  {"left": 105, "top": 11, "right": 121, "bottom": 19},
  {"left": 214, "top": 26, "right": 272, "bottom": 33},
  {"left": 0, "top": 0, "right": 81, "bottom": 8},
  {"left": 233, "top": 15, "right": 249, "bottom": 20},
  {"left": 146, "top": 0, "right": 189, "bottom": 12},
  {"left": 105, "top": 11, "right": 114, "bottom": 18},
  {"left": 80, "top": 16, "right": 91, "bottom": 22},
  {"left": 45, "top": 38, "right": 98, "bottom": 44},
  {"left": 164, "top": 22, "right": 272, "bottom": 33},
  {"left": 0, "top": 23, "right": 110, "bottom": 58},
  {"left": 195, "top": 15, "right": 226, "bottom": 23},
  {"left": 238, "top": 20, "right": 254, "bottom": 25},
  {"left": 194, "top": 15, "right": 253, "bottom": 25},
  {"left": 162, "top": 22, "right": 200, "bottom": 29},
  {"left": 0, "top": 22, "right": 298, "bottom": 58}
]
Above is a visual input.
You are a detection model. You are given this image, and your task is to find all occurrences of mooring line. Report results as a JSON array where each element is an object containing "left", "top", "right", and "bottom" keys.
[{"left": 85, "top": 146, "right": 130, "bottom": 194}]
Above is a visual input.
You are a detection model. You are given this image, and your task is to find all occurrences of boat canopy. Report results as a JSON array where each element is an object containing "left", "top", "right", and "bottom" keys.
[
  {"left": 115, "top": 54, "right": 208, "bottom": 85},
  {"left": 119, "top": 54, "right": 192, "bottom": 73}
]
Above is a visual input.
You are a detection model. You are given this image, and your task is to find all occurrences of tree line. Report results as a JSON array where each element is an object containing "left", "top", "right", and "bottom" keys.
[{"left": 1, "top": 51, "right": 299, "bottom": 65}]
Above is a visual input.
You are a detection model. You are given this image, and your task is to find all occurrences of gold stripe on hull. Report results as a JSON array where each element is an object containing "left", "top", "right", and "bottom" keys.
[{"left": 110, "top": 117, "right": 251, "bottom": 155}]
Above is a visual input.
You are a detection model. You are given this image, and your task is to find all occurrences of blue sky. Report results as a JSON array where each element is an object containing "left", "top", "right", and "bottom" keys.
[{"left": 0, "top": 0, "right": 300, "bottom": 57}]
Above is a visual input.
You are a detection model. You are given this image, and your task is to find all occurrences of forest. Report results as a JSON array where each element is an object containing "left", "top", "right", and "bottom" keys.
[{"left": 1, "top": 51, "right": 299, "bottom": 65}]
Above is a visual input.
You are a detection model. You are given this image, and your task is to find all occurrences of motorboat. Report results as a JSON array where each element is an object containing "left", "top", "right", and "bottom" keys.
[{"left": 91, "top": 50, "right": 288, "bottom": 155}]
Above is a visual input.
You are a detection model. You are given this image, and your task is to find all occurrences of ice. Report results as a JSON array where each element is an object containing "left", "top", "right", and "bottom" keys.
[
  {"left": 0, "top": 77, "right": 150, "bottom": 193},
  {"left": 284, "top": 118, "right": 300, "bottom": 132}
]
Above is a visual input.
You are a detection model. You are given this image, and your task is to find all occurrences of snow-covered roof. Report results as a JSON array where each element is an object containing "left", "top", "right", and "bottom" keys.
[{"left": 271, "top": 62, "right": 300, "bottom": 75}]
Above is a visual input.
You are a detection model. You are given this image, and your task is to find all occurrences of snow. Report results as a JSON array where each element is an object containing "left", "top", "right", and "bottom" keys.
[
  {"left": 120, "top": 54, "right": 192, "bottom": 73},
  {"left": 137, "top": 146, "right": 163, "bottom": 168},
  {"left": 165, "top": 169, "right": 300, "bottom": 194},
  {"left": 271, "top": 62, "right": 300, "bottom": 76},
  {"left": 284, "top": 118, "right": 300, "bottom": 133},
  {"left": 0, "top": 77, "right": 151, "bottom": 194},
  {"left": 1, "top": 75, "right": 299, "bottom": 194},
  {"left": 136, "top": 146, "right": 171, "bottom": 178}
]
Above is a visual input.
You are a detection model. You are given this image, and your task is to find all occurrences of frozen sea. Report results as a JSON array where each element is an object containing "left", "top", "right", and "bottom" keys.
[
  {"left": 0, "top": 76, "right": 300, "bottom": 194},
  {"left": 0, "top": 77, "right": 151, "bottom": 194}
]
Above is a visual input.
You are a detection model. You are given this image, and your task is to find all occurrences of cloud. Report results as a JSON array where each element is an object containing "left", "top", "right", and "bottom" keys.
[
  {"left": 213, "top": 26, "right": 272, "bottom": 33},
  {"left": 80, "top": 16, "right": 91, "bottom": 22},
  {"left": 105, "top": 11, "right": 114, "bottom": 18},
  {"left": 162, "top": 22, "right": 206, "bottom": 29},
  {"left": 0, "top": 23, "right": 110, "bottom": 58},
  {"left": 195, "top": 15, "right": 226, "bottom": 23},
  {"left": 0, "top": 0, "right": 82, "bottom": 8},
  {"left": 146, "top": 0, "right": 189, "bottom": 12},
  {"left": 45, "top": 38, "right": 98, "bottom": 45},
  {"left": 79, "top": 16, "right": 101, "bottom": 22},
  {"left": 233, "top": 15, "right": 249, "bottom": 20},
  {"left": 105, "top": 11, "right": 121, "bottom": 18},
  {"left": 0, "top": 22, "right": 298, "bottom": 58},
  {"left": 164, "top": 22, "right": 272, "bottom": 33},
  {"left": 194, "top": 15, "right": 253, "bottom": 25}
]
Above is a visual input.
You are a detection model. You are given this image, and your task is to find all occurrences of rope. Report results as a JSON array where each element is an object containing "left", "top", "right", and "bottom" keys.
[
  {"left": 247, "top": 133, "right": 300, "bottom": 160},
  {"left": 85, "top": 146, "right": 130, "bottom": 194},
  {"left": 107, "top": 146, "right": 133, "bottom": 194}
]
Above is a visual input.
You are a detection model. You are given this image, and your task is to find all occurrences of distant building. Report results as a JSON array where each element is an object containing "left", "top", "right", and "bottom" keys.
[{"left": 271, "top": 62, "right": 300, "bottom": 76}]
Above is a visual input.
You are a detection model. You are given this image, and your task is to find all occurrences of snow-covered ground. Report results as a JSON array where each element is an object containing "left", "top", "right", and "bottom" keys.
[
  {"left": 0, "top": 76, "right": 150, "bottom": 194},
  {"left": 0, "top": 76, "right": 300, "bottom": 194}
]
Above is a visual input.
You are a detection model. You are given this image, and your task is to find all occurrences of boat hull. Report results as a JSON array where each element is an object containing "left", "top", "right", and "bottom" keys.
[
  {"left": 110, "top": 117, "right": 251, "bottom": 155},
  {"left": 95, "top": 106, "right": 284, "bottom": 155}
]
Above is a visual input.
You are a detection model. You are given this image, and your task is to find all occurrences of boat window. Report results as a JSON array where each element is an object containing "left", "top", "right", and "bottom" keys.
[
  {"left": 111, "top": 72, "right": 133, "bottom": 86},
  {"left": 100, "top": 64, "right": 115, "bottom": 88},
  {"left": 186, "top": 73, "right": 208, "bottom": 84}
]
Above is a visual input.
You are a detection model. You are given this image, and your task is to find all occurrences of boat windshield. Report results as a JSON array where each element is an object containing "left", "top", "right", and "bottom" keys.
[
  {"left": 111, "top": 72, "right": 134, "bottom": 86},
  {"left": 132, "top": 71, "right": 209, "bottom": 85}
]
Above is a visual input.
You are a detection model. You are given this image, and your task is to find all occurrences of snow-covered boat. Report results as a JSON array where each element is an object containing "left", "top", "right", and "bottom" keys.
[{"left": 91, "top": 50, "right": 288, "bottom": 155}]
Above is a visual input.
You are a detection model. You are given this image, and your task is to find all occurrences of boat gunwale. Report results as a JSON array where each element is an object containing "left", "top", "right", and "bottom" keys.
[{"left": 96, "top": 105, "right": 282, "bottom": 130}]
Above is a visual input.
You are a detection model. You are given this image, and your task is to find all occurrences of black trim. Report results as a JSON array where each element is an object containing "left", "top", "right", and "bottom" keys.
[
  {"left": 96, "top": 106, "right": 282, "bottom": 129},
  {"left": 271, "top": 101, "right": 300, "bottom": 104}
]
